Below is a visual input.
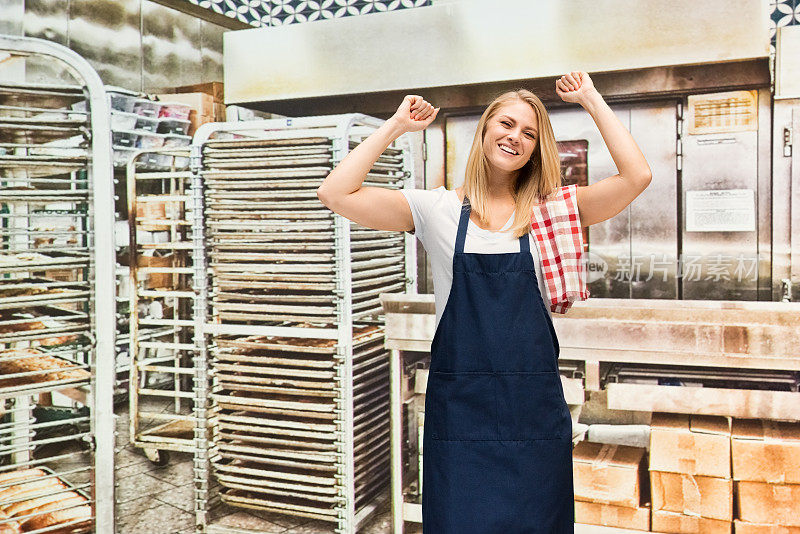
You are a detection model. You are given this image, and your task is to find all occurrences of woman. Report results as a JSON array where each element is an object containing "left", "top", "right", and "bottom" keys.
[{"left": 317, "top": 71, "right": 652, "bottom": 533}]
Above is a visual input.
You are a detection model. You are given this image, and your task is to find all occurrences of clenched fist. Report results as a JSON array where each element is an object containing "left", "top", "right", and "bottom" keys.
[{"left": 389, "top": 95, "right": 440, "bottom": 133}]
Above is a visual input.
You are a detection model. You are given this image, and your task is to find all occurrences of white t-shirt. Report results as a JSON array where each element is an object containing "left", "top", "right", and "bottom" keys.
[{"left": 400, "top": 186, "right": 551, "bottom": 329}]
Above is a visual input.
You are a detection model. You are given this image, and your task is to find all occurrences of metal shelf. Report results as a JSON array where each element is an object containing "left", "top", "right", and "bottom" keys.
[
  {"left": 127, "top": 148, "right": 196, "bottom": 463},
  {"left": 0, "top": 35, "right": 116, "bottom": 534},
  {"left": 190, "top": 116, "right": 417, "bottom": 533}
]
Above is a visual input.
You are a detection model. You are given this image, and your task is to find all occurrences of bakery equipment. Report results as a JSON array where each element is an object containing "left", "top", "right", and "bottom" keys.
[
  {"left": 189, "top": 116, "right": 417, "bottom": 533},
  {"left": 126, "top": 147, "right": 195, "bottom": 466},
  {"left": 0, "top": 35, "right": 116, "bottom": 533}
]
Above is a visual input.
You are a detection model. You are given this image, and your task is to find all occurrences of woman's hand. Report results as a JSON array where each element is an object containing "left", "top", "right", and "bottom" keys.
[
  {"left": 555, "top": 71, "right": 599, "bottom": 106},
  {"left": 388, "top": 95, "right": 439, "bottom": 133}
]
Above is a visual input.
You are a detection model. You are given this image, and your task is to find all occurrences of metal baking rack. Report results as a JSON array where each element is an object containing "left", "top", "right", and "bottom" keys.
[
  {"left": 190, "top": 116, "right": 417, "bottom": 533},
  {"left": 0, "top": 35, "right": 116, "bottom": 533},
  {"left": 126, "top": 147, "right": 196, "bottom": 466}
]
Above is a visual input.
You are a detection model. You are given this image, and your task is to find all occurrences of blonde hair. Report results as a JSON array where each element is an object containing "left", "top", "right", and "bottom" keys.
[{"left": 462, "top": 89, "right": 562, "bottom": 238}]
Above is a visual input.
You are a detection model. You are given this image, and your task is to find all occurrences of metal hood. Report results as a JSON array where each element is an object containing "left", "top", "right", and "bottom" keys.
[{"left": 223, "top": 0, "right": 769, "bottom": 107}]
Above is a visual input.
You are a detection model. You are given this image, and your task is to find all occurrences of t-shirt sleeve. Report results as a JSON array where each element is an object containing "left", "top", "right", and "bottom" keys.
[{"left": 399, "top": 187, "right": 437, "bottom": 243}]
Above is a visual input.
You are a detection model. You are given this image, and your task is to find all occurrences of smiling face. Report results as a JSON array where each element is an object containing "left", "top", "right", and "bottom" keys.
[{"left": 481, "top": 99, "right": 539, "bottom": 176}]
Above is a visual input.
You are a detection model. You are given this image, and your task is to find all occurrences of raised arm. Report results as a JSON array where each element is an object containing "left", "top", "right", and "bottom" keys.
[
  {"left": 316, "top": 95, "right": 439, "bottom": 232},
  {"left": 555, "top": 71, "right": 653, "bottom": 227}
]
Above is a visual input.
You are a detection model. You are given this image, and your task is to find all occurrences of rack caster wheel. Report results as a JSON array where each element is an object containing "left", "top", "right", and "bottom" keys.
[{"left": 144, "top": 448, "right": 170, "bottom": 467}]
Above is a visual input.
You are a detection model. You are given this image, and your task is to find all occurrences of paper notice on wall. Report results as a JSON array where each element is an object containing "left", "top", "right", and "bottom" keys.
[
  {"left": 687, "top": 90, "right": 758, "bottom": 135},
  {"left": 685, "top": 189, "right": 755, "bottom": 232}
]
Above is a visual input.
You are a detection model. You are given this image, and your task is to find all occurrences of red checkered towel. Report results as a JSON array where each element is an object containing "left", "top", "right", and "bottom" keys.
[{"left": 530, "top": 183, "right": 590, "bottom": 314}]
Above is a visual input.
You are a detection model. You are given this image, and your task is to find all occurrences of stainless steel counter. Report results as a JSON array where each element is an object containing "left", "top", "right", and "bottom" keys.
[{"left": 380, "top": 292, "right": 800, "bottom": 532}]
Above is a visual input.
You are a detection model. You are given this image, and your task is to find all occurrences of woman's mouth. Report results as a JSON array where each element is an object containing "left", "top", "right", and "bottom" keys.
[{"left": 498, "top": 143, "right": 519, "bottom": 156}]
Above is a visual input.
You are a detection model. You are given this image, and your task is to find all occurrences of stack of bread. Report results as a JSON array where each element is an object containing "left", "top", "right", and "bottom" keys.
[
  {"left": 649, "top": 413, "right": 733, "bottom": 533},
  {"left": 0, "top": 468, "right": 91, "bottom": 533},
  {"left": 0, "top": 349, "right": 90, "bottom": 388},
  {"left": 732, "top": 419, "right": 800, "bottom": 532},
  {"left": 572, "top": 440, "right": 651, "bottom": 531}
]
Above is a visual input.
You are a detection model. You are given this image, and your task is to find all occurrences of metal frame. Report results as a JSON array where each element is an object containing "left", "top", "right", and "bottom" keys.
[
  {"left": 0, "top": 34, "right": 116, "bottom": 533},
  {"left": 127, "top": 147, "right": 196, "bottom": 464},
  {"left": 189, "top": 115, "right": 417, "bottom": 533}
]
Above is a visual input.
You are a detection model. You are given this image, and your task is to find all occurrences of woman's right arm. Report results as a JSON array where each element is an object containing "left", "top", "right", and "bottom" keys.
[{"left": 316, "top": 95, "right": 439, "bottom": 232}]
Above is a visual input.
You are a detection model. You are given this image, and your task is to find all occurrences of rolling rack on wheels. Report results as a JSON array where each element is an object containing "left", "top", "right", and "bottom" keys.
[
  {"left": 0, "top": 35, "right": 115, "bottom": 532},
  {"left": 127, "top": 148, "right": 195, "bottom": 466},
  {"left": 189, "top": 115, "right": 417, "bottom": 533}
]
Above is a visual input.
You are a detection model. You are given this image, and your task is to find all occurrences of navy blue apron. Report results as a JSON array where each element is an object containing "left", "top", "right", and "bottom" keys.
[{"left": 422, "top": 194, "right": 574, "bottom": 533}]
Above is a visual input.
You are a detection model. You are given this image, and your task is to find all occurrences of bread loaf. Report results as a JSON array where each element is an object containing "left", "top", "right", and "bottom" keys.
[
  {"left": 0, "top": 469, "right": 45, "bottom": 488},
  {"left": 0, "top": 350, "right": 90, "bottom": 388},
  {"left": 0, "top": 510, "right": 19, "bottom": 534},
  {"left": 0, "top": 320, "right": 45, "bottom": 335},
  {"left": 4, "top": 490, "right": 78, "bottom": 517},
  {"left": 0, "top": 477, "right": 65, "bottom": 510},
  {"left": 21, "top": 497, "right": 91, "bottom": 533}
]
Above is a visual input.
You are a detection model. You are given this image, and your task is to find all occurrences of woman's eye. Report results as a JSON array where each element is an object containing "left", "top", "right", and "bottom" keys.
[
  {"left": 501, "top": 121, "right": 511, "bottom": 126},
  {"left": 526, "top": 133, "right": 535, "bottom": 139}
]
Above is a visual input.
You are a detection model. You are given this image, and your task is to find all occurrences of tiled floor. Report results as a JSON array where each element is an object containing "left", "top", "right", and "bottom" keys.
[{"left": 115, "top": 400, "right": 414, "bottom": 534}]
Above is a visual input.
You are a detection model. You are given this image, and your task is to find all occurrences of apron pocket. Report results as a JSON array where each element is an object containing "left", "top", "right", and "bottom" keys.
[
  {"left": 424, "top": 371, "right": 499, "bottom": 441},
  {"left": 494, "top": 372, "right": 571, "bottom": 441}
]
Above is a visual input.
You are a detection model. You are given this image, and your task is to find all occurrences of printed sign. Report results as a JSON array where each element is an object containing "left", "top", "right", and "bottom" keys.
[{"left": 685, "top": 189, "right": 755, "bottom": 232}]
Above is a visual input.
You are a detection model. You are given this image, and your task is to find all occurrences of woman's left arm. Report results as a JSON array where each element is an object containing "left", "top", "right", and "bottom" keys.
[{"left": 556, "top": 71, "right": 653, "bottom": 227}]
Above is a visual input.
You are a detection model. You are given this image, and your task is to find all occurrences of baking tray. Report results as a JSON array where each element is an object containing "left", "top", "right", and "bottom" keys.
[
  {"left": 211, "top": 301, "right": 375, "bottom": 322},
  {"left": 348, "top": 140, "right": 402, "bottom": 156},
  {"left": 213, "top": 440, "right": 338, "bottom": 464},
  {"left": 0, "top": 347, "right": 90, "bottom": 397},
  {"left": 203, "top": 172, "right": 400, "bottom": 187},
  {"left": 212, "top": 442, "right": 340, "bottom": 470},
  {"left": 209, "top": 261, "right": 334, "bottom": 277},
  {"left": 0, "top": 155, "right": 87, "bottom": 180},
  {"left": 0, "top": 278, "right": 89, "bottom": 309},
  {"left": 203, "top": 154, "right": 333, "bottom": 169},
  {"left": 203, "top": 168, "right": 329, "bottom": 181},
  {"left": 209, "top": 240, "right": 334, "bottom": 253},
  {"left": 206, "top": 188, "right": 320, "bottom": 200},
  {"left": 214, "top": 276, "right": 336, "bottom": 292},
  {"left": 0, "top": 306, "right": 89, "bottom": 344},
  {"left": 214, "top": 459, "right": 336, "bottom": 487},
  {"left": 215, "top": 472, "right": 337, "bottom": 500},
  {"left": 214, "top": 325, "right": 381, "bottom": 353},
  {"left": 204, "top": 137, "right": 331, "bottom": 151},
  {"left": 3, "top": 207, "right": 88, "bottom": 217},
  {"left": 0, "top": 465, "right": 93, "bottom": 534},
  {"left": 0, "top": 188, "right": 89, "bottom": 202},
  {"left": 0, "top": 83, "right": 85, "bottom": 109},
  {"left": 0, "top": 103, "right": 85, "bottom": 120},
  {"left": 204, "top": 156, "right": 400, "bottom": 172},
  {"left": 202, "top": 145, "right": 331, "bottom": 159},
  {"left": 213, "top": 363, "right": 336, "bottom": 383},
  {"left": 207, "top": 220, "right": 333, "bottom": 233},
  {"left": 215, "top": 425, "right": 336, "bottom": 451},
  {"left": 206, "top": 202, "right": 325, "bottom": 214},
  {"left": 212, "top": 387, "right": 336, "bottom": 414},
  {"left": 204, "top": 177, "right": 326, "bottom": 190},
  {"left": 0, "top": 278, "right": 89, "bottom": 296},
  {"left": 0, "top": 123, "right": 87, "bottom": 145},
  {"left": 219, "top": 488, "right": 339, "bottom": 522},
  {"left": 216, "top": 418, "right": 335, "bottom": 441},
  {"left": 0, "top": 251, "right": 89, "bottom": 273}
]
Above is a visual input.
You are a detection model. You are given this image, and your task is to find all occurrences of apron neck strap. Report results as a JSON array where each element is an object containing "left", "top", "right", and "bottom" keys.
[{"left": 456, "top": 195, "right": 529, "bottom": 254}]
